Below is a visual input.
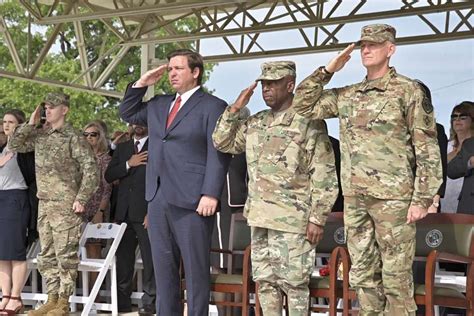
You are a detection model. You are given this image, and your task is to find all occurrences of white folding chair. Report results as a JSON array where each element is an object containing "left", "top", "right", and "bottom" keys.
[
  {"left": 21, "top": 240, "right": 48, "bottom": 305},
  {"left": 131, "top": 247, "right": 145, "bottom": 303},
  {"left": 69, "top": 222, "right": 127, "bottom": 316}
]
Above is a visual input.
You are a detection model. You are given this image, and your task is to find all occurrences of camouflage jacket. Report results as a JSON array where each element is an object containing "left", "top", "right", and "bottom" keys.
[
  {"left": 213, "top": 106, "right": 338, "bottom": 234},
  {"left": 9, "top": 123, "right": 99, "bottom": 205},
  {"left": 293, "top": 67, "right": 442, "bottom": 208}
]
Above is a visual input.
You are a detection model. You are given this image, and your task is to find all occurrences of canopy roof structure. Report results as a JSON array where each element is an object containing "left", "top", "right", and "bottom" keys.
[{"left": 0, "top": 0, "right": 473, "bottom": 98}]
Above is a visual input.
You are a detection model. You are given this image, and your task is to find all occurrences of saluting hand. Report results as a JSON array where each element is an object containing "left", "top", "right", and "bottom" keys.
[
  {"left": 196, "top": 195, "right": 218, "bottom": 217},
  {"left": 406, "top": 204, "right": 428, "bottom": 224},
  {"left": 29, "top": 104, "right": 42, "bottom": 126},
  {"left": 134, "top": 64, "right": 168, "bottom": 88},
  {"left": 306, "top": 222, "right": 324, "bottom": 244},
  {"left": 128, "top": 151, "right": 148, "bottom": 167},
  {"left": 325, "top": 43, "right": 356, "bottom": 73},
  {"left": 230, "top": 82, "right": 258, "bottom": 113}
]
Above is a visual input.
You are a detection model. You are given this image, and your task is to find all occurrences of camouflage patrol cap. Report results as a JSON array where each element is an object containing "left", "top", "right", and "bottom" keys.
[
  {"left": 44, "top": 92, "right": 70, "bottom": 107},
  {"left": 256, "top": 61, "right": 296, "bottom": 81},
  {"left": 358, "top": 24, "right": 396, "bottom": 44}
]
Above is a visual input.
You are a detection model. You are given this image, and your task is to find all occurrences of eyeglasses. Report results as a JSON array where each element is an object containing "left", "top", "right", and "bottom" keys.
[
  {"left": 83, "top": 132, "right": 99, "bottom": 138},
  {"left": 450, "top": 114, "right": 470, "bottom": 121}
]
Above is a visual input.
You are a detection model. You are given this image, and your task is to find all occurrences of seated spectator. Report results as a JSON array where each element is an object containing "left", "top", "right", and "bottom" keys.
[{"left": 440, "top": 101, "right": 474, "bottom": 212}]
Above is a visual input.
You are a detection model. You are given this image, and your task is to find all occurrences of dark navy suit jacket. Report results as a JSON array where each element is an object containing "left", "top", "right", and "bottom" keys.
[
  {"left": 119, "top": 83, "right": 230, "bottom": 210},
  {"left": 447, "top": 137, "right": 474, "bottom": 215}
]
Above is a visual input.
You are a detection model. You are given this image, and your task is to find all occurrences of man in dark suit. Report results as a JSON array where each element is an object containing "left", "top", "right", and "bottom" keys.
[
  {"left": 104, "top": 124, "right": 155, "bottom": 315},
  {"left": 448, "top": 136, "right": 474, "bottom": 215},
  {"left": 119, "top": 49, "right": 231, "bottom": 316}
]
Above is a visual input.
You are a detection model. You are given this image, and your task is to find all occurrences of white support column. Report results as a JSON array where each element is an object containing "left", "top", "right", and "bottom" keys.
[{"left": 141, "top": 34, "right": 155, "bottom": 101}]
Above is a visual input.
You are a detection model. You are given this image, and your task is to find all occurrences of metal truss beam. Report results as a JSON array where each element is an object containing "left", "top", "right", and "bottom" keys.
[
  {"left": 0, "top": 69, "right": 123, "bottom": 98},
  {"left": 1, "top": 0, "right": 472, "bottom": 99},
  {"left": 0, "top": 16, "right": 25, "bottom": 75},
  {"left": 34, "top": 0, "right": 251, "bottom": 24},
  {"left": 124, "top": 1, "right": 474, "bottom": 46},
  {"left": 148, "top": 30, "right": 471, "bottom": 64}
]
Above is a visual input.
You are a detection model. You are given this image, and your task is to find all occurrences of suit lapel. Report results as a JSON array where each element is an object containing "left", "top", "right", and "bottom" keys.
[{"left": 165, "top": 89, "right": 203, "bottom": 136}]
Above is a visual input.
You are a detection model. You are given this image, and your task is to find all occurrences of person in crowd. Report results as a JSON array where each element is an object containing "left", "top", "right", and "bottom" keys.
[
  {"left": 414, "top": 80, "right": 448, "bottom": 214},
  {"left": 119, "top": 49, "right": 230, "bottom": 316},
  {"left": 81, "top": 121, "right": 113, "bottom": 291},
  {"left": 440, "top": 101, "right": 474, "bottom": 212},
  {"left": 321, "top": 120, "right": 344, "bottom": 212},
  {"left": 213, "top": 61, "right": 338, "bottom": 315},
  {"left": 0, "top": 109, "right": 37, "bottom": 315},
  {"left": 292, "top": 24, "right": 442, "bottom": 315},
  {"left": 105, "top": 124, "right": 156, "bottom": 315},
  {"left": 9, "top": 93, "right": 98, "bottom": 316},
  {"left": 0, "top": 125, "right": 7, "bottom": 150},
  {"left": 108, "top": 128, "right": 131, "bottom": 221},
  {"left": 447, "top": 104, "right": 474, "bottom": 215},
  {"left": 210, "top": 108, "right": 249, "bottom": 316}
]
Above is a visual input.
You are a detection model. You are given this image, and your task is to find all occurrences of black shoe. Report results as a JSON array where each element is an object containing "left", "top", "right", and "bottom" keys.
[
  {"left": 118, "top": 307, "right": 132, "bottom": 313},
  {"left": 138, "top": 304, "right": 156, "bottom": 316}
]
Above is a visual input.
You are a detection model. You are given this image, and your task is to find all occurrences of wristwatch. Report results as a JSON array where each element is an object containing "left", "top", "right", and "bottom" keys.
[{"left": 322, "top": 66, "right": 333, "bottom": 75}]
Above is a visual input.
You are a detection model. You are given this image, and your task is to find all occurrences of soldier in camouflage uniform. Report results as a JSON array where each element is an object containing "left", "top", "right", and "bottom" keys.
[
  {"left": 212, "top": 61, "right": 338, "bottom": 315},
  {"left": 9, "top": 93, "right": 99, "bottom": 316},
  {"left": 292, "top": 24, "right": 442, "bottom": 315}
]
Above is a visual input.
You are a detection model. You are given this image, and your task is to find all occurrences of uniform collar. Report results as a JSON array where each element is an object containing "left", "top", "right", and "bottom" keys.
[
  {"left": 357, "top": 67, "right": 397, "bottom": 93},
  {"left": 47, "top": 122, "right": 73, "bottom": 135},
  {"left": 267, "top": 106, "right": 296, "bottom": 127}
]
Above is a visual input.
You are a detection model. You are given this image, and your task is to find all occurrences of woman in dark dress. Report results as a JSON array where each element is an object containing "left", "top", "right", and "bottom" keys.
[{"left": 0, "top": 109, "right": 37, "bottom": 315}]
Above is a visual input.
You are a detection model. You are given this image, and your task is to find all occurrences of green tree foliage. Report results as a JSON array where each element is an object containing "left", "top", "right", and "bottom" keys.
[{"left": 0, "top": 2, "right": 215, "bottom": 135}]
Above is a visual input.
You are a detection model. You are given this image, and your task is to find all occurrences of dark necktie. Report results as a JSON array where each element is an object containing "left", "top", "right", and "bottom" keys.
[
  {"left": 134, "top": 140, "right": 140, "bottom": 154},
  {"left": 166, "top": 96, "right": 182, "bottom": 129}
]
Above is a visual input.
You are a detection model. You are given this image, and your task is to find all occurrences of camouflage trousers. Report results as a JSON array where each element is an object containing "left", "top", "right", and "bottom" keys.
[
  {"left": 344, "top": 196, "right": 417, "bottom": 316},
  {"left": 37, "top": 200, "right": 82, "bottom": 297},
  {"left": 251, "top": 227, "right": 315, "bottom": 316}
]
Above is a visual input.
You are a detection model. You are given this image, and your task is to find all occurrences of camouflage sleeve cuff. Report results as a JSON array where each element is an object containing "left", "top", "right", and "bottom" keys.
[
  {"left": 314, "top": 66, "right": 334, "bottom": 84},
  {"left": 222, "top": 106, "right": 242, "bottom": 121},
  {"left": 410, "top": 197, "right": 432, "bottom": 209},
  {"left": 308, "top": 213, "right": 327, "bottom": 227},
  {"left": 17, "top": 123, "right": 35, "bottom": 133},
  {"left": 75, "top": 197, "right": 89, "bottom": 206}
]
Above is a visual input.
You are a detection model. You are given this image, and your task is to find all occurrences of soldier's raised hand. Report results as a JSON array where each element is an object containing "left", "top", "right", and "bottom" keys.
[
  {"left": 29, "top": 104, "right": 42, "bottom": 126},
  {"left": 134, "top": 64, "right": 168, "bottom": 88},
  {"left": 230, "top": 82, "right": 258, "bottom": 113},
  {"left": 325, "top": 43, "right": 355, "bottom": 73}
]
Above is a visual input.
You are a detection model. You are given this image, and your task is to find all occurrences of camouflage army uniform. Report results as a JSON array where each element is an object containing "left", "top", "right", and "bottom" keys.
[
  {"left": 213, "top": 62, "right": 338, "bottom": 315},
  {"left": 9, "top": 110, "right": 98, "bottom": 299},
  {"left": 292, "top": 25, "right": 442, "bottom": 316}
]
